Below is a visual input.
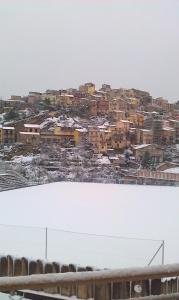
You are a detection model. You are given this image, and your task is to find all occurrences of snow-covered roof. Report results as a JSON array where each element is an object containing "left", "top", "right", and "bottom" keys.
[
  {"left": 132, "top": 144, "right": 151, "bottom": 150},
  {"left": 120, "top": 120, "right": 130, "bottom": 123},
  {"left": 98, "top": 156, "right": 111, "bottom": 165},
  {"left": 163, "top": 127, "right": 175, "bottom": 131},
  {"left": 24, "top": 124, "right": 41, "bottom": 128},
  {"left": 0, "top": 183, "right": 179, "bottom": 268},
  {"left": 2, "top": 126, "right": 15, "bottom": 130},
  {"left": 12, "top": 155, "right": 38, "bottom": 163},
  {"left": 63, "top": 94, "right": 74, "bottom": 98},
  {"left": 75, "top": 128, "right": 87, "bottom": 133},
  {"left": 19, "top": 132, "right": 40, "bottom": 135},
  {"left": 140, "top": 129, "right": 152, "bottom": 132},
  {"left": 39, "top": 116, "right": 82, "bottom": 130},
  {"left": 113, "top": 110, "right": 125, "bottom": 113},
  {"left": 163, "top": 167, "right": 179, "bottom": 174}
]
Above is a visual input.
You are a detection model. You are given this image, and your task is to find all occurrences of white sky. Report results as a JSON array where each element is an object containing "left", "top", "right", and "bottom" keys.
[{"left": 0, "top": 0, "right": 179, "bottom": 102}]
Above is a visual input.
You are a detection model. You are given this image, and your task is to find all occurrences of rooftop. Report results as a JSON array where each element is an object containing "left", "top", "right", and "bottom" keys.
[
  {"left": 0, "top": 182, "right": 179, "bottom": 268},
  {"left": 132, "top": 144, "right": 151, "bottom": 150},
  {"left": 24, "top": 124, "right": 41, "bottom": 128}
]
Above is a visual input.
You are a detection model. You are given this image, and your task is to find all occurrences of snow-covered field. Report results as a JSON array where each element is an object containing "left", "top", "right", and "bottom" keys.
[{"left": 0, "top": 183, "right": 179, "bottom": 269}]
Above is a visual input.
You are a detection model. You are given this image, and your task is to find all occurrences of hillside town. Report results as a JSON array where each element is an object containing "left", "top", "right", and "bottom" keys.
[{"left": 0, "top": 82, "right": 179, "bottom": 189}]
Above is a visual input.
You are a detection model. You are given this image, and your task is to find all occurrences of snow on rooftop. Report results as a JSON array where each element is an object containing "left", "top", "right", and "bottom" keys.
[
  {"left": 19, "top": 132, "right": 40, "bottom": 135},
  {"left": 163, "top": 127, "right": 175, "bottom": 131},
  {"left": 11, "top": 155, "right": 38, "bottom": 163},
  {"left": 39, "top": 116, "right": 81, "bottom": 130},
  {"left": 76, "top": 128, "right": 87, "bottom": 133},
  {"left": 0, "top": 183, "right": 179, "bottom": 268},
  {"left": 163, "top": 167, "right": 179, "bottom": 174},
  {"left": 97, "top": 156, "right": 111, "bottom": 165},
  {"left": 24, "top": 124, "right": 41, "bottom": 128},
  {"left": 121, "top": 120, "right": 130, "bottom": 123},
  {"left": 62, "top": 94, "right": 74, "bottom": 97},
  {"left": 132, "top": 144, "right": 151, "bottom": 150},
  {"left": 2, "top": 126, "right": 15, "bottom": 130},
  {"left": 140, "top": 129, "right": 152, "bottom": 132}
]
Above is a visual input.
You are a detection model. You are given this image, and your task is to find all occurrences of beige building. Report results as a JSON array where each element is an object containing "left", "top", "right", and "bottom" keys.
[
  {"left": 0, "top": 126, "right": 15, "bottom": 145},
  {"left": 56, "top": 94, "right": 74, "bottom": 107},
  {"left": 41, "top": 93, "right": 57, "bottom": 105},
  {"left": 138, "top": 129, "right": 153, "bottom": 144},
  {"left": 110, "top": 131, "right": 129, "bottom": 150},
  {"left": 19, "top": 124, "right": 41, "bottom": 145},
  {"left": 132, "top": 144, "right": 164, "bottom": 163},
  {"left": 109, "top": 110, "right": 126, "bottom": 122},
  {"left": 117, "top": 120, "right": 130, "bottom": 133},
  {"left": 19, "top": 132, "right": 40, "bottom": 145},
  {"left": 88, "top": 127, "right": 108, "bottom": 154},
  {"left": 161, "top": 127, "right": 176, "bottom": 145},
  {"left": 79, "top": 83, "right": 95, "bottom": 95}
]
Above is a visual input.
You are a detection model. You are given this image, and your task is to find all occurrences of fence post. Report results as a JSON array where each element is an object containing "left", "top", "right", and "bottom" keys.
[
  {"left": 45, "top": 227, "right": 48, "bottom": 260},
  {"left": 162, "top": 240, "right": 165, "bottom": 265}
]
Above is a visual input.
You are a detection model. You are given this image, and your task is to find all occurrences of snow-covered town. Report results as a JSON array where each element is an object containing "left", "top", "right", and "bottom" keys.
[
  {"left": 0, "top": 83, "right": 179, "bottom": 190},
  {"left": 1, "top": 0, "right": 179, "bottom": 299}
]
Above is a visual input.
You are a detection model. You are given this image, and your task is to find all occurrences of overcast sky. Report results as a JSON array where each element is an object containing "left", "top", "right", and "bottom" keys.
[{"left": 0, "top": 0, "right": 178, "bottom": 102}]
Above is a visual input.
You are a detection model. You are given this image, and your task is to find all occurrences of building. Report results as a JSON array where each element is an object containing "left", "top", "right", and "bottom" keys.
[
  {"left": 88, "top": 127, "right": 108, "bottom": 154},
  {"left": 74, "top": 128, "right": 88, "bottom": 146},
  {"left": 97, "top": 98, "right": 109, "bottom": 115},
  {"left": 154, "top": 97, "right": 172, "bottom": 112},
  {"left": 109, "top": 110, "right": 126, "bottom": 122},
  {"left": 0, "top": 126, "right": 3, "bottom": 144},
  {"left": 109, "top": 99, "right": 119, "bottom": 112},
  {"left": 128, "top": 113, "right": 144, "bottom": 128},
  {"left": 128, "top": 97, "right": 140, "bottom": 110},
  {"left": 144, "top": 118, "right": 163, "bottom": 144},
  {"left": 99, "top": 84, "right": 111, "bottom": 92},
  {"left": 0, "top": 99, "right": 26, "bottom": 111},
  {"left": 52, "top": 126, "right": 76, "bottom": 146},
  {"left": 117, "top": 120, "right": 130, "bottom": 133},
  {"left": 137, "top": 129, "right": 153, "bottom": 144},
  {"left": 27, "top": 92, "right": 42, "bottom": 105},
  {"left": 110, "top": 131, "right": 129, "bottom": 150},
  {"left": 79, "top": 83, "right": 96, "bottom": 95},
  {"left": 41, "top": 93, "right": 57, "bottom": 105},
  {"left": 89, "top": 100, "right": 97, "bottom": 116},
  {"left": 57, "top": 94, "right": 74, "bottom": 107},
  {"left": 132, "top": 144, "right": 164, "bottom": 163},
  {"left": 24, "top": 124, "right": 41, "bottom": 133},
  {"left": 40, "top": 130, "right": 59, "bottom": 144},
  {"left": 0, "top": 126, "right": 15, "bottom": 145},
  {"left": 19, "top": 131, "right": 40, "bottom": 145},
  {"left": 161, "top": 127, "right": 176, "bottom": 145},
  {"left": 19, "top": 124, "right": 41, "bottom": 145},
  {"left": 137, "top": 169, "right": 179, "bottom": 186}
]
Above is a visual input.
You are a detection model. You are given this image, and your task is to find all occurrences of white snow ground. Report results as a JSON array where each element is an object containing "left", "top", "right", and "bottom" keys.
[{"left": 0, "top": 182, "right": 179, "bottom": 269}]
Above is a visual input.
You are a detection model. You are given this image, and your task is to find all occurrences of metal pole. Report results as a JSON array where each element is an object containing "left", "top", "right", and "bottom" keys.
[
  {"left": 45, "top": 227, "right": 48, "bottom": 260},
  {"left": 162, "top": 240, "right": 165, "bottom": 265},
  {"left": 148, "top": 243, "right": 163, "bottom": 266}
]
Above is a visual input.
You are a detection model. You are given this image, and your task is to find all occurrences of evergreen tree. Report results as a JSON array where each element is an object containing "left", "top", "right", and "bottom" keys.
[
  {"left": 4, "top": 109, "right": 19, "bottom": 121},
  {"left": 141, "top": 151, "right": 151, "bottom": 168}
]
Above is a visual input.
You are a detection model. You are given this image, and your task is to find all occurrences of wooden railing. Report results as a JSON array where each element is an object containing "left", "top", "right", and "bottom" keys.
[{"left": 1, "top": 255, "right": 179, "bottom": 299}]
